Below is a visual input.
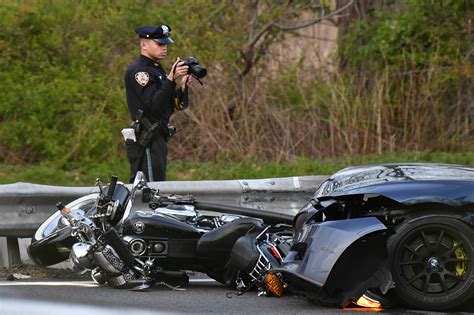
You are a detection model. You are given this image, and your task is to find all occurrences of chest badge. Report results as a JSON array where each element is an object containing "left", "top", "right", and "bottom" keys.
[{"left": 135, "top": 72, "right": 150, "bottom": 86}]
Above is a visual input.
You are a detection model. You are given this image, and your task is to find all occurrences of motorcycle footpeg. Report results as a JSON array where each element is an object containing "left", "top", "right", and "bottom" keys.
[
  {"left": 129, "top": 280, "right": 153, "bottom": 292},
  {"left": 113, "top": 279, "right": 153, "bottom": 291}
]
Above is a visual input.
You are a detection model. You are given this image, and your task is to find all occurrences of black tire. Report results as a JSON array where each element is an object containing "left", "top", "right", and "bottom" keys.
[{"left": 388, "top": 214, "right": 474, "bottom": 311}]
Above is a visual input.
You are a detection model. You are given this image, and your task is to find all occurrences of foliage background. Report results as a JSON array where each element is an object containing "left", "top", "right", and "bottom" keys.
[{"left": 0, "top": 0, "right": 472, "bottom": 183}]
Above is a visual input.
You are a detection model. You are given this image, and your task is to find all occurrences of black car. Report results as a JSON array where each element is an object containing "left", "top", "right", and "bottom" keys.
[{"left": 286, "top": 163, "right": 474, "bottom": 310}]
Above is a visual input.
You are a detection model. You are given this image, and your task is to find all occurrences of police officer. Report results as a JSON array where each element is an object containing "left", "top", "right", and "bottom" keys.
[{"left": 124, "top": 25, "right": 191, "bottom": 183}]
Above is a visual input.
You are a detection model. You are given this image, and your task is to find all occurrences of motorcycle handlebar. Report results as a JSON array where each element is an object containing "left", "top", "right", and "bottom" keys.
[
  {"left": 194, "top": 201, "right": 294, "bottom": 225},
  {"left": 56, "top": 202, "right": 81, "bottom": 224},
  {"left": 107, "top": 176, "right": 118, "bottom": 199}
]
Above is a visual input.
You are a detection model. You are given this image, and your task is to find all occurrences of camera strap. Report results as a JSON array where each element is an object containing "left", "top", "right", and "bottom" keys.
[
  {"left": 170, "top": 58, "right": 179, "bottom": 81},
  {"left": 194, "top": 76, "right": 204, "bottom": 85}
]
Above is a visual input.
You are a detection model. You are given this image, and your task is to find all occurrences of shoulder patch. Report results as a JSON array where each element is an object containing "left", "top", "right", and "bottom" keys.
[{"left": 135, "top": 72, "right": 150, "bottom": 86}]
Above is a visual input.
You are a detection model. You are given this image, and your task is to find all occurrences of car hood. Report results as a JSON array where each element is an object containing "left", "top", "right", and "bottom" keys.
[{"left": 313, "top": 163, "right": 474, "bottom": 207}]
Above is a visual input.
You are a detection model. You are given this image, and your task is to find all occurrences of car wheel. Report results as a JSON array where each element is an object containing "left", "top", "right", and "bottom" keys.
[{"left": 388, "top": 215, "right": 474, "bottom": 311}]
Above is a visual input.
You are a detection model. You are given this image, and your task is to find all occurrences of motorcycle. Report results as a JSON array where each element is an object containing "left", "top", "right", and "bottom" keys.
[{"left": 27, "top": 172, "right": 293, "bottom": 289}]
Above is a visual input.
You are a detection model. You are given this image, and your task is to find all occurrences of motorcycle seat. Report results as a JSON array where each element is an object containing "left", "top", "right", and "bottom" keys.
[{"left": 196, "top": 217, "right": 264, "bottom": 262}]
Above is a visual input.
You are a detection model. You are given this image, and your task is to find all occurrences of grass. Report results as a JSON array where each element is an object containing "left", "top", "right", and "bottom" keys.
[{"left": 0, "top": 151, "right": 472, "bottom": 186}]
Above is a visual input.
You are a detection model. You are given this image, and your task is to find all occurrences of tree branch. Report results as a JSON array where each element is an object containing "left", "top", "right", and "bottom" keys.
[{"left": 275, "top": 0, "right": 354, "bottom": 31}]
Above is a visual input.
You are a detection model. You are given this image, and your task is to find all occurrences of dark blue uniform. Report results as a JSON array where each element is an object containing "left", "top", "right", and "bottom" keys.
[
  {"left": 125, "top": 55, "right": 178, "bottom": 123},
  {"left": 124, "top": 54, "right": 187, "bottom": 182}
]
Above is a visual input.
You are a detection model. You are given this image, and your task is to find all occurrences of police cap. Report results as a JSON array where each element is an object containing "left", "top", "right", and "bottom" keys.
[{"left": 135, "top": 25, "right": 174, "bottom": 45}]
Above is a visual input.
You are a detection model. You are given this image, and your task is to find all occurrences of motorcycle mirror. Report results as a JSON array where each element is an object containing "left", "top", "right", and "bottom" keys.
[
  {"left": 130, "top": 171, "right": 149, "bottom": 200},
  {"left": 133, "top": 171, "right": 148, "bottom": 190}
]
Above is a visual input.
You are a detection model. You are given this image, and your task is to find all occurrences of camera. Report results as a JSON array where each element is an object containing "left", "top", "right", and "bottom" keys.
[{"left": 181, "top": 57, "right": 207, "bottom": 79}]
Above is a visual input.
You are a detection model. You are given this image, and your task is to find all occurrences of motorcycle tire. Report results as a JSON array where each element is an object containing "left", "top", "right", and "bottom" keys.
[{"left": 27, "top": 194, "right": 98, "bottom": 266}]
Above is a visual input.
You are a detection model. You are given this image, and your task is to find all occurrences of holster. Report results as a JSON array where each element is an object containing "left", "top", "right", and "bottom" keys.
[
  {"left": 132, "top": 110, "right": 176, "bottom": 147},
  {"left": 138, "top": 120, "right": 161, "bottom": 147}
]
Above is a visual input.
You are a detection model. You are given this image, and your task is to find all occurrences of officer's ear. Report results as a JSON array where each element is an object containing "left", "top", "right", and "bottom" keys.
[{"left": 139, "top": 38, "right": 148, "bottom": 50}]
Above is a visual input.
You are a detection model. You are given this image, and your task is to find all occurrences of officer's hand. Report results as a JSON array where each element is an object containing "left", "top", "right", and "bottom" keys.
[{"left": 167, "top": 57, "right": 189, "bottom": 82}]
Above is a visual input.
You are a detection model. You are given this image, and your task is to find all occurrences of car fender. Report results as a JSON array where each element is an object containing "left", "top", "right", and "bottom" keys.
[
  {"left": 388, "top": 209, "right": 474, "bottom": 229},
  {"left": 275, "top": 217, "right": 387, "bottom": 287}
]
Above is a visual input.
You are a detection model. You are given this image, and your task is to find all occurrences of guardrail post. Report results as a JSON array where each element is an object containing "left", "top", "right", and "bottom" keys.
[{"left": 6, "top": 237, "right": 21, "bottom": 267}]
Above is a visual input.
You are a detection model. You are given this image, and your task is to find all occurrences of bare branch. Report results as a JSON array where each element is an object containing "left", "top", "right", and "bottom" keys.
[
  {"left": 245, "top": 17, "right": 279, "bottom": 51},
  {"left": 238, "top": 0, "right": 354, "bottom": 78},
  {"left": 275, "top": 0, "right": 354, "bottom": 31}
]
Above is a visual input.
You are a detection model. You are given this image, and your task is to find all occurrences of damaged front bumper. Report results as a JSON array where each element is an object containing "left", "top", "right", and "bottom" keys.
[{"left": 269, "top": 217, "right": 393, "bottom": 307}]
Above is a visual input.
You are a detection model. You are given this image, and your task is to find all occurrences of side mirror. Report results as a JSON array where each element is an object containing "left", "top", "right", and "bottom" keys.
[
  {"left": 133, "top": 171, "right": 148, "bottom": 189},
  {"left": 130, "top": 171, "right": 148, "bottom": 200}
]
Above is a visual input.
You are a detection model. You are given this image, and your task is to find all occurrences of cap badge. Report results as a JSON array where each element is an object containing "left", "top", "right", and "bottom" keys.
[
  {"left": 161, "top": 25, "right": 169, "bottom": 35},
  {"left": 135, "top": 72, "right": 150, "bottom": 86}
]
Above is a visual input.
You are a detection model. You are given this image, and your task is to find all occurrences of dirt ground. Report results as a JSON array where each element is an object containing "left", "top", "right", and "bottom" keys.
[{"left": 0, "top": 264, "right": 89, "bottom": 281}]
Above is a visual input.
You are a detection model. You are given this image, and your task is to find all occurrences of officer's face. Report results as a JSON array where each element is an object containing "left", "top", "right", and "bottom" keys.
[{"left": 143, "top": 40, "right": 168, "bottom": 60}]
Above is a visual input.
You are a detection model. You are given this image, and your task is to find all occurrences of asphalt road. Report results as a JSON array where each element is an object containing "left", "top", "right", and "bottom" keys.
[{"left": 1, "top": 277, "right": 473, "bottom": 315}]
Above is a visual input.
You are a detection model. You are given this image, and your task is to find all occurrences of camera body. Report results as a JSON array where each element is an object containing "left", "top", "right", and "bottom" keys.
[{"left": 181, "top": 57, "right": 207, "bottom": 79}]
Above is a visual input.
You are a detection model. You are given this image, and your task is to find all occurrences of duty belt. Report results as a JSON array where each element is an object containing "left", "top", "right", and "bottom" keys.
[{"left": 131, "top": 111, "right": 175, "bottom": 146}]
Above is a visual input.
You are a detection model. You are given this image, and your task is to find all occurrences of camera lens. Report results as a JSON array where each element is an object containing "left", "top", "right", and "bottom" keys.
[
  {"left": 189, "top": 64, "right": 207, "bottom": 79},
  {"left": 183, "top": 57, "right": 207, "bottom": 79}
]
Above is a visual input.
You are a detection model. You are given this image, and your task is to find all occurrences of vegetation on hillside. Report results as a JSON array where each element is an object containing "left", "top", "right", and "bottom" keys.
[{"left": 0, "top": 0, "right": 472, "bottom": 180}]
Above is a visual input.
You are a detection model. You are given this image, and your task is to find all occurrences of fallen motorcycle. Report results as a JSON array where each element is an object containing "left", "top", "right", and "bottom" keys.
[{"left": 27, "top": 172, "right": 293, "bottom": 289}]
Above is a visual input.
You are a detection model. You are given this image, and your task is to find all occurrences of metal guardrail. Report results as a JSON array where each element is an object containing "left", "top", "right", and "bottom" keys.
[{"left": 0, "top": 176, "right": 327, "bottom": 267}]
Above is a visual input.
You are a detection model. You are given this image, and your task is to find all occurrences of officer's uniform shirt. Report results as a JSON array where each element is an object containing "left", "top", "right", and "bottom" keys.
[{"left": 125, "top": 55, "right": 181, "bottom": 124}]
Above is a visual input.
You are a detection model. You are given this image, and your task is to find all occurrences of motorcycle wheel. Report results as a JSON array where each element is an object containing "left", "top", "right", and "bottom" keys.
[
  {"left": 388, "top": 214, "right": 474, "bottom": 311},
  {"left": 28, "top": 194, "right": 98, "bottom": 266},
  {"left": 32, "top": 194, "right": 98, "bottom": 242}
]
